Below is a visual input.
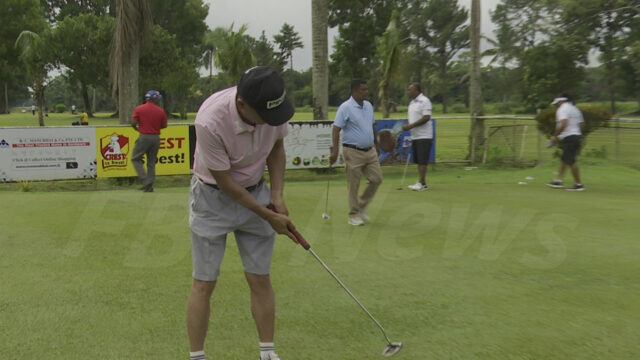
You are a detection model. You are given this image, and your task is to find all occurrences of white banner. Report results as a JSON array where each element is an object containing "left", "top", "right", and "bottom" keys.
[
  {"left": 285, "top": 121, "right": 342, "bottom": 169},
  {"left": 0, "top": 127, "right": 97, "bottom": 182}
]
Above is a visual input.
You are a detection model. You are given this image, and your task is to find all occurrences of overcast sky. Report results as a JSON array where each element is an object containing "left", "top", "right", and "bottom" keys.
[{"left": 203, "top": 0, "right": 502, "bottom": 71}]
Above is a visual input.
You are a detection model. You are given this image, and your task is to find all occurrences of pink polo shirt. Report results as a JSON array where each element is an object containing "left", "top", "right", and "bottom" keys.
[{"left": 193, "top": 86, "right": 289, "bottom": 187}]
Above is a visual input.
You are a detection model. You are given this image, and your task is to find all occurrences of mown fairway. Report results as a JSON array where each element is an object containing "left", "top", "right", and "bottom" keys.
[{"left": 1, "top": 161, "right": 639, "bottom": 359}]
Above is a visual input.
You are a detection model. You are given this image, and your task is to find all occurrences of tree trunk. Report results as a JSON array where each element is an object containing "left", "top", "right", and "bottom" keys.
[
  {"left": 607, "top": 62, "right": 616, "bottom": 115},
  {"left": 381, "top": 81, "right": 390, "bottom": 118},
  {"left": 92, "top": 87, "right": 97, "bottom": 114},
  {"left": 415, "top": 42, "right": 424, "bottom": 85},
  {"left": 468, "top": 0, "right": 484, "bottom": 164},
  {"left": 312, "top": 0, "right": 329, "bottom": 121},
  {"left": 289, "top": 56, "right": 296, "bottom": 109},
  {"left": 160, "top": 90, "right": 172, "bottom": 116},
  {"left": 81, "top": 82, "right": 93, "bottom": 117},
  {"left": 441, "top": 63, "right": 448, "bottom": 114},
  {"left": 118, "top": 41, "right": 140, "bottom": 124},
  {"left": 3, "top": 81, "right": 8, "bottom": 114},
  {"left": 209, "top": 52, "right": 214, "bottom": 79},
  {"left": 34, "top": 81, "right": 45, "bottom": 126}
]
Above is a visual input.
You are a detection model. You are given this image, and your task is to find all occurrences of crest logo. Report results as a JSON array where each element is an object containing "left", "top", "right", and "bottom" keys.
[
  {"left": 100, "top": 133, "right": 129, "bottom": 169},
  {"left": 0, "top": 139, "right": 9, "bottom": 148}
]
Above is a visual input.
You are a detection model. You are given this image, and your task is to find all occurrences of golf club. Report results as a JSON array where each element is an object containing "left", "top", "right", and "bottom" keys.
[
  {"left": 397, "top": 153, "right": 411, "bottom": 190},
  {"left": 268, "top": 205, "right": 403, "bottom": 357},
  {"left": 321, "top": 157, "right": 332, "bottom": 220}
]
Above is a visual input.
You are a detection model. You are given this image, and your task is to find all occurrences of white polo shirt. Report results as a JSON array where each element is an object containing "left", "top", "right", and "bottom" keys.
[
  {"left": 556, "top": 102, "right": 584, "bottom": 140},
  {"left": 408, "top": 93, "right": 433, "bottom": 140}
]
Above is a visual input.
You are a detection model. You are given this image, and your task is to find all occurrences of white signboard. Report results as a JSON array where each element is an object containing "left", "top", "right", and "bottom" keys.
[
  {"left": 285, "top": 122, "right": 343, "bottom": 169},
  {"left": 0, "top": 127, "right": 97, "bottom": 182}
]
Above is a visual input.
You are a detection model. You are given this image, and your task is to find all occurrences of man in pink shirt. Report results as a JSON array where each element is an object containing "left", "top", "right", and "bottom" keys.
[{"left": 187, "top": 66, "right": 297, "bottom": 360}]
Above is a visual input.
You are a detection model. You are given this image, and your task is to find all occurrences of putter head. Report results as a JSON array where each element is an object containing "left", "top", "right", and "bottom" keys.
[
  {"left": 382, "top": 342, "right": 403, "bottom": 357},
  {"left": 322, "top": 213, "right": 330, "bottom": 220}
]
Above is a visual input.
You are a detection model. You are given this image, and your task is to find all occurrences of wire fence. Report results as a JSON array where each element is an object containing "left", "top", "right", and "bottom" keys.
[{"left": 432, "top": 116, "right": 640, "bottom": 169}]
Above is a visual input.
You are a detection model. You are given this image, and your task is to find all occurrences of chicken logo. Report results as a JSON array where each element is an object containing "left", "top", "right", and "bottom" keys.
[{"left": 100, "top": 133, "right": 129, "bottom": 169}]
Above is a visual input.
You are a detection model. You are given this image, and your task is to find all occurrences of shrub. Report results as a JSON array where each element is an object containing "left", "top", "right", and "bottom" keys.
[
  {"left": 55, "top": 104, "right": 67, "bottom": 113},
  {"left": 584, "top": 145, "right": 608, "bottom": 159},
  {"left": 535, "top": 105, "right": 611, "bottom": 138},
  {"left": 450, "top": 103, "right": 468, "bottom": 113}
]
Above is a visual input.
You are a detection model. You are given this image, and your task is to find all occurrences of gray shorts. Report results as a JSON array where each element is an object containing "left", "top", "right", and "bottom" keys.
[{"left": 189, "top": 176, "right": 275, "bottom": 281}]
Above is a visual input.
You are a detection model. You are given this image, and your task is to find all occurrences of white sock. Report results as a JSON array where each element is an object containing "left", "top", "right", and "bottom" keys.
[
  {"left": 190, "top": 350, "right": 205, "bottom": 360},
  {"left": 260, "top": 342, "right": 275, "bottom": 359}
]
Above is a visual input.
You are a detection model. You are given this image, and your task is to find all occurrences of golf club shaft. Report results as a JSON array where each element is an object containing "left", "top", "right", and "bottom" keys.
[
  {"left": 266, "top": 205, "right": 392, "bottom": 344},
  {"left": 324, "top": 169, "right": 330, "bottom": 214},
  {"left": 324, "top": 148, "right": 332, "bottom": 214},
  {"left": 307, "top": 247, "right": 393, "bottom": 344},
  {"left": 400, "top": 153, "right": 411, "bottom": 186}
]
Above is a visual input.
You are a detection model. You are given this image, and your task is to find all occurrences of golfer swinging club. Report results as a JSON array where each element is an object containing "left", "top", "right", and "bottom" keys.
[{"left": 187, "top": 66, "right": 298, "bottom": 360}]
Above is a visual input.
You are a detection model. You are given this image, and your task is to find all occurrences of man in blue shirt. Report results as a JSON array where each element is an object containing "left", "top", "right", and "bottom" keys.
[{"left": 330, "top": 79, "right": 383, "bottom": 226}]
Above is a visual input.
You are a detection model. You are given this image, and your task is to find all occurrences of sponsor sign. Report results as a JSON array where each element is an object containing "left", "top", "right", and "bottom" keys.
[
  {"left": 0, "top": 127, "right": 96, "bottom": 181},
  {"left": 96, "top": 126, "right": 190, "bottom": 178},
  {"left": 375, "top": 119, "right": 436, "bottom": 164},
  {"left": 282, "top": 120, "right": 434, "bottom": 169},
  {"left": 285, "top": 121, "right": 340, "bottom": 169}
]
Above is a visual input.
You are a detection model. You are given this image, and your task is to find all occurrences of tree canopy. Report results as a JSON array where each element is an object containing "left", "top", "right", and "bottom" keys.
[{"left": 3, "top": 0, "right": 640, "bottom": 118}]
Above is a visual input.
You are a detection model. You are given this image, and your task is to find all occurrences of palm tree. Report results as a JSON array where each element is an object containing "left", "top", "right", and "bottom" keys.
[
  {"left": 214, "top": 24, "right": 255, "bottom": 82},
  {"left": 376, "top": 10, "right": 406, "bottom": 118},
  {"left": 202, "top": 27, "right": 226, "bottom": 79},
  {"left": 109, "top": 0, "right": 152, "bottom": 124},
  {"left": 312, "top": 0, "right": 329, "bottom": 120},
  {"left": 15, "top": 30, "right": 51, "bottom": 126},
  {"left": 469, "top": 0, "right": 484, "bottom": 163}
]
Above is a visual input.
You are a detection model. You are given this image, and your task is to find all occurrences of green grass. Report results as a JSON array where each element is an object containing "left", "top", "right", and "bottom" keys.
[
  {"left": 1, "top": 161, "right": 639, "bottom": 359},
  {"left": 0, "top": 109, "right": 416, "bottom": 126}
]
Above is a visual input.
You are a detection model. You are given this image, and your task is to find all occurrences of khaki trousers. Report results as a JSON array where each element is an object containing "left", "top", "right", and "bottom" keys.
[{"left": 343, "top": 146, "right": 383, "bottom": 215}]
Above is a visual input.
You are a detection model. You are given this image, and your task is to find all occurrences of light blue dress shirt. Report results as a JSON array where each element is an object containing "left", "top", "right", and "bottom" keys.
[{"left": 333, "top": 96, "right": 375, "bottom": 148}]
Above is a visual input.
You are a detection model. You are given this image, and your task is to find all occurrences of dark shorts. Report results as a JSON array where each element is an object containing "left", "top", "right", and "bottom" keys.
[
  {"left": 411, "top": 139, "right": 433, "bottom": 165},
  {"left": 560, "top": 135, "right": 582, "bottom": 165}
]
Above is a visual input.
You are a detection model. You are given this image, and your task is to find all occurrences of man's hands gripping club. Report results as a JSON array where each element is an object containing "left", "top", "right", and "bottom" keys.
[
  {"left": 264, "top": 199, "right": 299, "bottom": 244},
  {"left": 209, "top": 169, "right": 299, "bottom": 244}
]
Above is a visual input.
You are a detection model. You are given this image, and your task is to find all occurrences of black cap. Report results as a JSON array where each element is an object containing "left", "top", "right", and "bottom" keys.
[{"left": 237, "top": 66, "right": 294, "bottom": 126}]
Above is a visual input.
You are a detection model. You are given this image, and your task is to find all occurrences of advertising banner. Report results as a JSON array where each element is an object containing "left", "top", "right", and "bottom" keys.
[
  {"left": 0, "top": 127, "right": 96, "bottom": 181},
  {"left": 96, "top": 126, "right": 190, "bottom": 178},
  {"left": 282, "top": 120, "right": 435, "bottom": 169},
  {"left": 375, "top": 119, "right": 436, "bottom": 165},
  {"left": 285, "top": 121, "right": 338, "bottom": 169}
]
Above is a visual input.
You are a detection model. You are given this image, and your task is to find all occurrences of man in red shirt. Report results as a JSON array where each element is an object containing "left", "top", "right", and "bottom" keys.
[{"left": 131, "top": 90, "right": 168, "bottom": 192}]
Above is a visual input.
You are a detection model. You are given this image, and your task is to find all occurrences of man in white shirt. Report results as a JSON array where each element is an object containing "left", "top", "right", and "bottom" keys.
[
  {"left": 402, "top": 83, "right": 433, "bottom": 191},
  {"left": 546, "top": 93, "right": 585, "bottom": 191}
]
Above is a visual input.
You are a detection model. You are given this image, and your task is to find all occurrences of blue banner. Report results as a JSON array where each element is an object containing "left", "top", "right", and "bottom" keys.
[{"left": 375, "top": 119, "right": 436, "bottom": 164}]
